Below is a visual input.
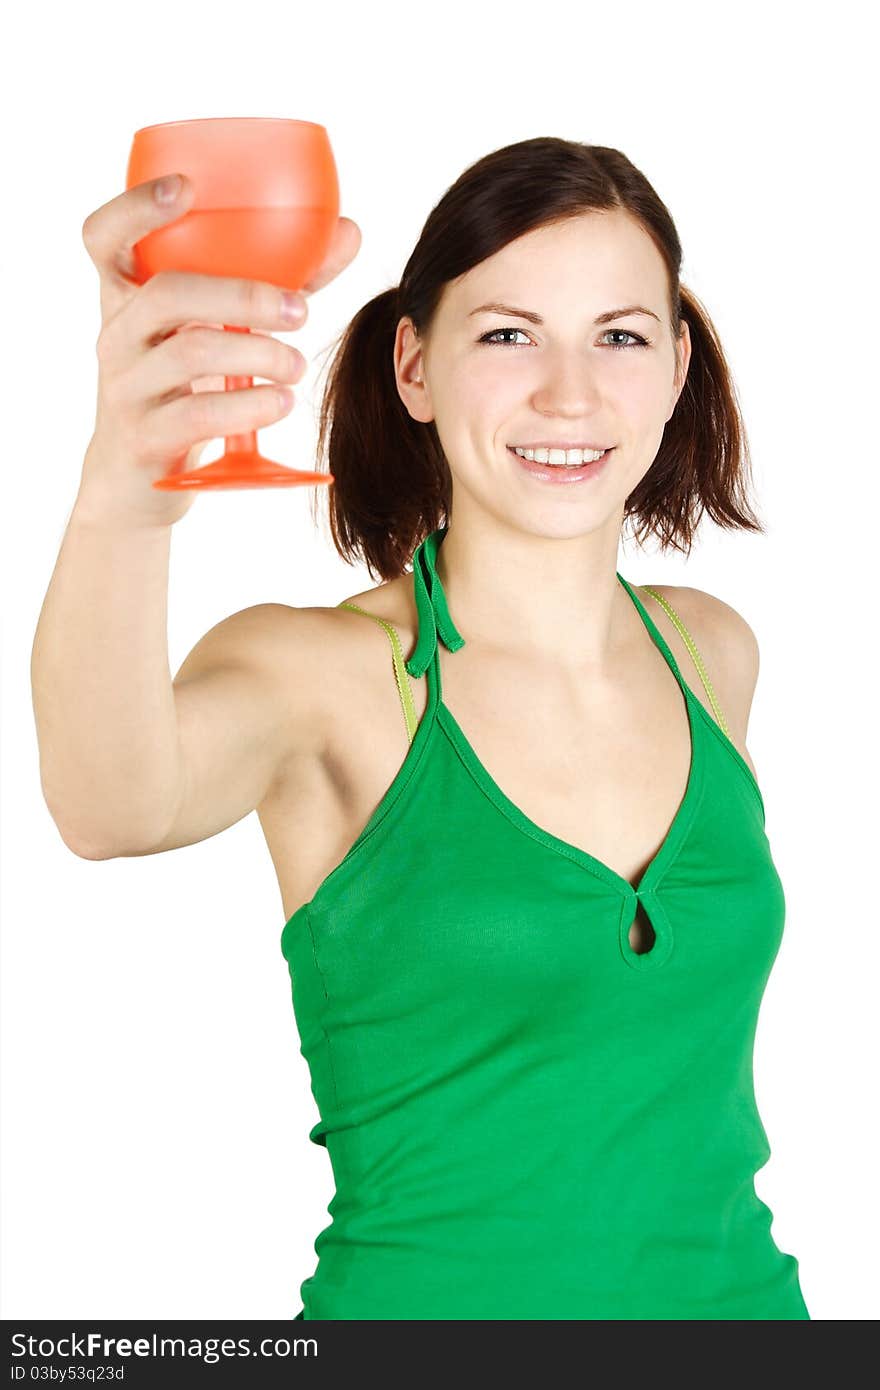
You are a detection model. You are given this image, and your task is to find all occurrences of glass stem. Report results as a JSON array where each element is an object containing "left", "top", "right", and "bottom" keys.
[{"left": 222, "top": 325, "right": 257, "bottom": 457}]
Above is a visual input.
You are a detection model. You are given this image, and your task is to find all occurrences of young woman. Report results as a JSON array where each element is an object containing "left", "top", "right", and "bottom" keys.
[{"left": 34, "top": 137, "right": 809, "bottom": 1320}]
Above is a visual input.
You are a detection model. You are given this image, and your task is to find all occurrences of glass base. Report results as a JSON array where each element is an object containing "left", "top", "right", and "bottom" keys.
[{"left": 152, "top": 452, "right": 334, "bottom": 490}]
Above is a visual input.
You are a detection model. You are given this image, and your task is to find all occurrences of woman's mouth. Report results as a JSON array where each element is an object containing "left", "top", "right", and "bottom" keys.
[{"left": 507, "top": 445, "right": 614, "bottom": 485}]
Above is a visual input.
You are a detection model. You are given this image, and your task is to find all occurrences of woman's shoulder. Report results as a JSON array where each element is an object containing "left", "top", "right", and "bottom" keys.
[
  {"left": 290, "top": 575, "right": 760, "bottom": 711},
  {"left": 327, "top": 573, "right": 419, "bottom": 649},
  {"left": 252, "top": 575, "right": 761, "bottom": 759},
  {"left": 249, "top": 573, "right": 417, "bottom": 655},
  {"left": 642, "top": 582, "right": 759, "bottom": 683},
  {"left": 258, "top": 575, "right": 758, "bottom": 690},
  {"left": 269, "top": 577, "right": 420, "bottom": 720},
  {"left": 637, "top": 581, "right": 761, "bottom": 755},
  {"left": 192, "top": 583, "right": 417, "bottom": 735}
]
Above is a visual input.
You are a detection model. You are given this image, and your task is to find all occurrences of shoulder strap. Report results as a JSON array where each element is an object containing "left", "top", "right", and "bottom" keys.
[
  {"left": 336, "top": 601, "right": 419, "bottom": 745},
  {"left": 640, "top": 587, "right": 730, "bottom": 737}
]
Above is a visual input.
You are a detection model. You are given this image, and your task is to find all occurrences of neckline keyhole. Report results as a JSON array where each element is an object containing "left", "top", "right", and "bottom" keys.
[{"left": 628, "top": 900, "right": 656, "bottom": 955}]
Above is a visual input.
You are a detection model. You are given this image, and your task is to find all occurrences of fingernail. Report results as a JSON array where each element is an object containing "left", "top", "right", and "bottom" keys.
[
  {"left": 155, "top": 175, "right": 182, "bottom": 204},
  {"left": 281, "top": 291, "right": 305, "bottom": 325}
]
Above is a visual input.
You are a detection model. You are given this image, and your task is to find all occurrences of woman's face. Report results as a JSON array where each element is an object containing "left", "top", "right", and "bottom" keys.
[{"left": 395, "top": 210, "right": 690, "bottom": 541}]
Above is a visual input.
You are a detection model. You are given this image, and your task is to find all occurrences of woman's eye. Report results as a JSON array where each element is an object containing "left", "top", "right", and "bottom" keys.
[
  {"left": 602, "top": 329, "right": 648, "bottom": 350},
  {"left": 479, "top": 327, "right": 531, "bottom": 346},
  {"left": 478, "top": 327, "right": 649, "bottom": 350}
]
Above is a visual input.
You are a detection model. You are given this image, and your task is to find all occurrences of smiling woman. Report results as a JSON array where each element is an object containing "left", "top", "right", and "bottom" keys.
[
  {"left": 44, "top": 133, "right": 809, "bottom": 1324},
  {"left": 315, "top": 139, "right": 762, "bottom": 580},
  {"left": 262, "top": 136, "right": 812, "bottom": 1320}
]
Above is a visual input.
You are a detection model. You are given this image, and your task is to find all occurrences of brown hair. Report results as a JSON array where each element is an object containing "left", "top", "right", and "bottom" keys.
[{"left": 312, "top": 137, "right": 763, "bottom": 581}]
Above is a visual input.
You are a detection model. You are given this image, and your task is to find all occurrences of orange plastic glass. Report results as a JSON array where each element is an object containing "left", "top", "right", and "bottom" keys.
[{"left": 126, "top": 118, "right": 339, "bottom": 490}]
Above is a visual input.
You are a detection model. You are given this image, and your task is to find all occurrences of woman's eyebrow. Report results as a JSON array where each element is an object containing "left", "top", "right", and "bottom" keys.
[{"left": 467, "top": 301, "right": 661, "bottom": 326}]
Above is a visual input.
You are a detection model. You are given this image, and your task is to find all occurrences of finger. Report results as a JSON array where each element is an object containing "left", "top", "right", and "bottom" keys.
[
  {"left": 131, "top": 271, "right": 299, "bottom": 344},
  {"left": 300, "top": 216, "right": 362, "bottom": 296},
  {"left": 82, "top": 175, "right": 193, "bottom": 286}
]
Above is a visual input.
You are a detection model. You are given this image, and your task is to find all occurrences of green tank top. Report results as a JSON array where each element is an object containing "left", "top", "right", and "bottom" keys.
[{"left": 281, "top": 524, "right": 809, "bottom": 1320}]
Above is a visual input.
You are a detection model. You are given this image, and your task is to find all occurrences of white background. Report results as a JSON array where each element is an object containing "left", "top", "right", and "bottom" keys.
[{"left": 2, "top": 0, "right": 876, "bottom": 1322}]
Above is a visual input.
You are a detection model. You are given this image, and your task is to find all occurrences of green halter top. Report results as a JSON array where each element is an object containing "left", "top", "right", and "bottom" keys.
[{"left": 281, "top": 524, "right": 809, "bottom": 1321}]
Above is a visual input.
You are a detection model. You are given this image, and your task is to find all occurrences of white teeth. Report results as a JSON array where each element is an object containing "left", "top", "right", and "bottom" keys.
[{"left": 512, "top": 446, "right": 607, "bottom": 465}]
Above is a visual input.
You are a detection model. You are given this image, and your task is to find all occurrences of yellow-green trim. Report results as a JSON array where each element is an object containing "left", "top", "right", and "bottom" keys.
[
  {"left": 640, "top": 588, "right": 729, "bottom": 737},
  {"left": 336, "top": 602, "right": 418, "bottom": 744},
  {"left": 337, "top": 588, "right": 729, "bottom": 746}
]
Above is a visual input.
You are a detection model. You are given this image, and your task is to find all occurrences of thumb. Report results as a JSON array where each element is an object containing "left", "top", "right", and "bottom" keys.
[
  {"left": 116, "top": 173, "right": 194, "bottom": 285},
  {"left": 301, "top": 217, "right": 362, "bottom": 296}
]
